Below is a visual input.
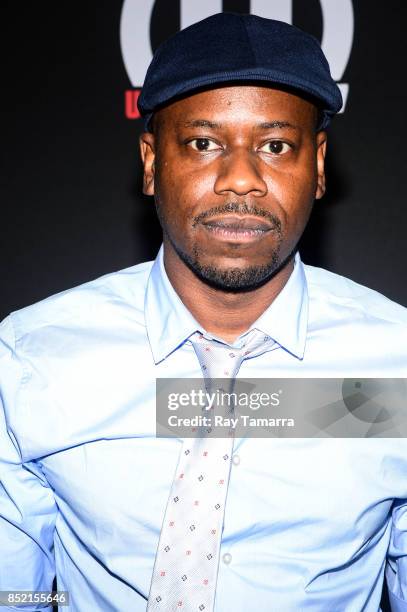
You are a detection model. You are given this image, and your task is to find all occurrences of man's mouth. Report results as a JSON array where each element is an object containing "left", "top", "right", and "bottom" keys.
[{"left": 200, "top": 215, "right": 273, "bottom": 241}]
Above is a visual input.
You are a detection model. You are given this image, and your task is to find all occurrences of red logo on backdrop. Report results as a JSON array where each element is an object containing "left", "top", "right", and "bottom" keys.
[
  {"left": 120, "top": 0, "right": 354, "bottom": 120},
  {"left": 125, "top": 89, "right": 141, "bottom": 120}
]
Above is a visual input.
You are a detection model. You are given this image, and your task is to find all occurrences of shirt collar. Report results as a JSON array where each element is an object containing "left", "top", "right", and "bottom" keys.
[
  {"left": 144, "top": 246, "right": 308, "bottom": 363},
  {"left": 250, "top": 251, "right": 308, "bottom": 360},
  {"left": 144, "top": 247, "right": 202, "bottom": 363}
]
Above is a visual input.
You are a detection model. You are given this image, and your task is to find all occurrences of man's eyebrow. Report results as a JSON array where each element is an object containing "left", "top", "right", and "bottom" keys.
[
  {"left": 258, "top": 121, "right": 298, "bottom": 131},
  {"left": 181, "top": 119, "right": 222, "bottom": 129},
  {"left": 179, "top": 119, "right": 299, "bottom": 131}
]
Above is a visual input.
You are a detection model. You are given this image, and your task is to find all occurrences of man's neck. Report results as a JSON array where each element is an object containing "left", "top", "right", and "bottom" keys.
[{"left": 163, "top": 247, "right": 295, "bottom": 344}]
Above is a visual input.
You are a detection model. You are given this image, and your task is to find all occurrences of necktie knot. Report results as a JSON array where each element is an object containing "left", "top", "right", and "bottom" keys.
[{"left": 190, "top": 329, "right": 275, "bottom": 380}]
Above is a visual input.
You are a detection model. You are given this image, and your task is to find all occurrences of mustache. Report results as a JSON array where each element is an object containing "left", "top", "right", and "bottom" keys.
[{"left": 192, "top": 202, "right": 282, "bottom": 231}]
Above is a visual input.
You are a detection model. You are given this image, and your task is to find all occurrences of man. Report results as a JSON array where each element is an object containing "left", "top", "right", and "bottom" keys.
[{"left": 0, "top": 12, "right": 406, "bottom": 612}]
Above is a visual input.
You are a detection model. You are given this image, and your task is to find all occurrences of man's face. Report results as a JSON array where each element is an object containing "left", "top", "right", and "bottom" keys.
[{"left": 140, "top": 85, "right": 327, "bottom": 291}]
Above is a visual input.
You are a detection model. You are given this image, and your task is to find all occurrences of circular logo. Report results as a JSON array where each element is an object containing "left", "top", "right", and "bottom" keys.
[{"left": 120, "top": 0, "right": 353, "bottom": 111}]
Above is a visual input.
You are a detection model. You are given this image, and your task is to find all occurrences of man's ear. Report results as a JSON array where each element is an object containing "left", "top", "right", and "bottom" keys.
[
  {"left": 139, "top": 132, "right": 156, "bottom": 196},
  {"left": 315, "top": 131, "right": 327, "bottom": 200}
]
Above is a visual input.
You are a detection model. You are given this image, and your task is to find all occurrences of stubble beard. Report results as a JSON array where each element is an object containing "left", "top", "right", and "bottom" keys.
[
  {"left": 174, "top": 244, "right": 284, "bottom": 292},
  {"left": 159, "top": 202, "right": 288, "bottom": 293}
]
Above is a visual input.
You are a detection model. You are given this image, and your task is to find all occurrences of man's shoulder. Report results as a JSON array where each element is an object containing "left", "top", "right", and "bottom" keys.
[
  {"left": 303, "top": 261, "right": 407, "bottom": 326},
  {"left": 4, "top": 259, "right": 155, "bottom": 341}
]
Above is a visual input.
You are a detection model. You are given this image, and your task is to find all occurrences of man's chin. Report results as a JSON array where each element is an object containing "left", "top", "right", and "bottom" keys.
[
  {"left": 165, "top": 234, "right": 295, "bottom": 292},
  {"left": 198, "top": 267, "right": 278, "bottom": 292},
  {"left": 181, "top": 256, "right": 283, "bottom": 292}
]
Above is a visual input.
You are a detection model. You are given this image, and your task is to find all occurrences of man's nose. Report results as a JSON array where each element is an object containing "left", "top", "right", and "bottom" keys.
[{"left": 214, "top": 149, "right": 268, "bottom": 197}]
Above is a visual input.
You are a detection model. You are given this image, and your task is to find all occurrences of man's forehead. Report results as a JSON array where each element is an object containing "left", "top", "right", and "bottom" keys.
[
  {"left": 179, "top": 119, "right": 298, "bottom": 131},
  {"left": 156, "top": 85, "right": 318, "bottom": 132}
]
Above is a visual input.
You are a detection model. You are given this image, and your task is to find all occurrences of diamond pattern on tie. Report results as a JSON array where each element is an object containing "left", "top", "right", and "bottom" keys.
[{"left": 147, "top": 329, "right": 275, "bottom": 611}]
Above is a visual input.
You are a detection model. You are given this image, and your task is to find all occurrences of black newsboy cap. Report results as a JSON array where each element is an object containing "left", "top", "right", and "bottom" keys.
[{"left": 138, "top": 12, "right": 342, "bottom": 130}]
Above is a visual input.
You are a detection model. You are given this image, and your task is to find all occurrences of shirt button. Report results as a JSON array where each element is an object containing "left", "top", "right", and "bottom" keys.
[
  {"left": 222, "top": 553, "right": 232, "bottom": 565},
  {"left": 232, "top": 454, "right": 240, "bottom": 465}
]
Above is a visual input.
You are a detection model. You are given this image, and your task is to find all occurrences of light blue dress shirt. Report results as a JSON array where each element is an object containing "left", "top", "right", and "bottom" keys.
[{"left": 1, "top": 247, "right": 407, "bottom": 612}]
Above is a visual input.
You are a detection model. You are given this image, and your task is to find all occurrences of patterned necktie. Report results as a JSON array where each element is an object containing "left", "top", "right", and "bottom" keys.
[{"left": 147, "top": 329, "right": 275, "bottom": 611}]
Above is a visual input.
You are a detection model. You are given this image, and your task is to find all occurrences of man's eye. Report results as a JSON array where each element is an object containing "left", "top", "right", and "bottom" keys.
[
  {"left": 259, "top": 141, "right": 292, "bottom": 155},
  {"left": 188, "top": 138, "right": 220, "bottom": 152}
]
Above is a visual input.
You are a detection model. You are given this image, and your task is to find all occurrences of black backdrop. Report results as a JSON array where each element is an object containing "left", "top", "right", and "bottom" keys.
[{"left": 2, "top": 1, "right": 407, "bottom": 321}]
